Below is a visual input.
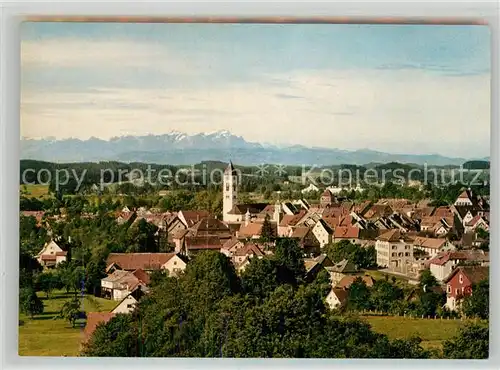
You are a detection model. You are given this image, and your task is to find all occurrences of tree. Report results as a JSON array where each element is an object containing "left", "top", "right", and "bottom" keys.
[
  {"left": 443, "top": 323, "right": 489, "bottom": 359},
  {"left": 19, "top": 288, "right": 44, "bottom": 318},
  {"left": 36, "top": 271, "right": 61, "bottom": 298},
  {"left": 273, "top": 238, "right": 306, "bottom": 286},
  {"left": 370, "top": 280, "right": 404, "bottom": 313},
  {"left": 346, "top": 277, "right": 371, "bottom": 311},
  {"left": 418, "top": 269, "right": 438, "bottom": 290},
  {"left": 260, "top": 214, "right": 275, "bottom": 242},
  {"left": 82, "top": 314, "right": 137, "bottom": 357},
  {"left": 461, "top": 279, "right": 489, "bottom": 319},
  {"left": 59, "top": 296, "right": 85, "bottom": 327},
  {"left": 241, "top": 257, "right": 279, "bottom": 301},
  {"left": 325, "top": 240, "right": 376, "bottom": 269}
]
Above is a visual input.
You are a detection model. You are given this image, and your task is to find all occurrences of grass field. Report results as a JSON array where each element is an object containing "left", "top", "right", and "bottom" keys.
[
  {"left": 20, "top": 184, "right": 51, "bottom": 199},
  {"left": 18, "top": 291, "right": 117, "bottom": 357},
  {"left": 362, "top": 315, "right": 473, "bottom": 350}
]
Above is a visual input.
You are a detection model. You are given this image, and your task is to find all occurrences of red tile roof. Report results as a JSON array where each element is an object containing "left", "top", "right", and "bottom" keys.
[
  {"left": 185, "top": 236, "right": 222, "bottom": 250},
  {"left": 336, "top": 275, "right": 375, "bottom": 289},
  {"left": 376, "top": 229, "right": 407, "bottom": 242},
  {"left": 83, "top": 312, "right": 116, "bottom": 343},
  {"left": 132, "top": 268, "right": 150, "bottom": 285},
  {"left": 106, "top": 253, "right": 177, "bottom": 271},
  {"left": 234, "top": 243, "right": 265, "bottom": 257},
  {"left": 334, "top": 226, "right": 360, "bottom": 239},
  {"left": 443, "top": 266, "right": 489, "bottom": 284},
  {"left": 238, "top": 222, "right": 264, "bottom": 238}
]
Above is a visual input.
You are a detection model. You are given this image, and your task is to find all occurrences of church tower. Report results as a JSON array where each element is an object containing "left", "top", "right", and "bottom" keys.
[{"left": 223, "top": 161, "right": 238, "bottom": 222}]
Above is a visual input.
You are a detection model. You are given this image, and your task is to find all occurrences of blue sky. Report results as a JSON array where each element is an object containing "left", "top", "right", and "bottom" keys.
[{"left": 21, "top": 22, "right": 491, "bottom": 157}]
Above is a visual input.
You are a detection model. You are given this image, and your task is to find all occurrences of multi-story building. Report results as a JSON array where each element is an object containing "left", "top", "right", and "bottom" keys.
[{"left": 375, "top": 229, "right": 414, "bottom": 273}]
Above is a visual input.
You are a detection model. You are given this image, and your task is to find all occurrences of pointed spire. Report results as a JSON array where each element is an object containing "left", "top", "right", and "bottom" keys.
[{"left": 225, "top": 160, "right": 236, "bottom": 175}]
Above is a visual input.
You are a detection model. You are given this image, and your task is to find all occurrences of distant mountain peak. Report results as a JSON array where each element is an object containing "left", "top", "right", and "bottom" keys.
[{"left": 20, "top": 132, "right": 474, "bottom": 166}]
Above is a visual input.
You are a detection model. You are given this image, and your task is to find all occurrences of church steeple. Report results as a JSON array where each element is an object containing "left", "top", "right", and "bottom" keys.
[{"left": 223, "top": 160, "right": 238, "bottom": 222}]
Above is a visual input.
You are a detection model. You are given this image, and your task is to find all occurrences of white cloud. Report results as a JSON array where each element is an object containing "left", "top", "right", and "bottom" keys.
[
  {"left": 21, "top": 69, "right": 490, "bottom": 158},
  {"left": 21, "top": 38, "right": 198, "bottom": 75}
]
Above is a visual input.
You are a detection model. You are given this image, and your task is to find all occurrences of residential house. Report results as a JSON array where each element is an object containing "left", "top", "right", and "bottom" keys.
[
  {"left": 106, "top": 252, "right": 187, "bottom": 277},
  {"left": 301, "top": 183, "right": 319, "bottom": 194},
  {"left": 326, "top": 259, "right": 358, "bottom": 286},
  {"left": 428, "top": 251, "right": 470, "bottom": 282},
  {"left": 363, "top": 204, "right": 393, "bottom": 220},
  {"left": 116, "top": 210, "right": 137, "bottom": 226},
  {"left": 36, "top": 240, "right": 68, "bottom": 268},
  {"left": 375, "top": 229, "right": 414, "bottom": 273},
  {"left": 182, "top": 236, "right": 224, "bottom": 256},
  {"left": 303, "top": 254, "right": 335, "bottom": 282},
  {"left": 232, "top": 243, "right": 265, "bottom": 265},
  {"left": 312, "top": 219, "right": 334, "bottom": 248},
  {"left": 336, "top": 275, "right": 375, "bottom": 289},
  {"left": 332, "top": 226, "right": 360, "bottom": 244},
  {"left": 290, "top": 226, "right": 321, "bottom": 256},
  {"left": 453, "top": 206, "right": 477, "bottom": 228},
  {"left": 444, "top": 266, "right": 489, "bottom": 311},
  {"left": 238, "top": 222, "right": 264, "bottom": 239},
  {"left": 412, "top": 237, "right": 455, "bottom": 258},
  {"left": 221, "top": 237, "right": 245, "bottom": 257},
  {"left": 110, "top": 287, "right": 148, "bottom": 314},
  {"left": 177, "top": 210, "right": 211, "bottom": 228},
  {"left": 326, "top": 288, "right": 349, "bottom": 310},
  {"left": 277, "top": 210, "right": 307, "bottom": 237},
  {"left": 464, "top": 215, "right": 489, "bottom": 233},
  {"left": 224, "top": 203, "right": 269, "bottom": 223},
  {"left": 320, "top": 189, "right": 336, "bottom": 208},
  {"left": 101, "top": 269, "right": 149, "bottom": 300}
]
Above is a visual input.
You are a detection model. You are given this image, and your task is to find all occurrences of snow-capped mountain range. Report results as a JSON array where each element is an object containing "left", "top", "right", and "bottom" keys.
[{"left": 20, "top": 130, "right": 481, "bottom": 166}]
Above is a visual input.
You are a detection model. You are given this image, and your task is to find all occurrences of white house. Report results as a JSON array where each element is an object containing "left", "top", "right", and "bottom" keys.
[
  {"left": 326, "top": 288, "right": 349, "bottom": 310},
  {"left": 454, "top": 190, "right": 474, "bottom": 206},
  {"left": 101, "top": 269, "right": 149, "bottom": 301},
  {"left": 429, "top": 252, "right": 468, "bottom": 282},
  {"left": 312, "top": 219, "right": 334, "bottom": 248},
  {"left": 375, "top": 230, "right": 413, "bottom": 273},
  {"left": 301, "top": 183, "right": 319, "bottom": 194},
  {"left": 36, "top": 240, "right": 67, "bottom": 268},
  {"left": 110, "top": 287, "right": 148, "bottom": 314},
  {"left": 110, "top": 293, "right": 140, "bottom": 314},
  {"left": 412, "top": 237, "right": 455, "bottom": 258}
]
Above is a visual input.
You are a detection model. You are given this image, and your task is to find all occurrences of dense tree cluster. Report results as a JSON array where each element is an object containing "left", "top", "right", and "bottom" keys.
[
  {"left": 325, "top": 240, "right": 377, "bottom": 269},
  {"left": 82, "top": 240, "right": 434, "bottom": 358}
]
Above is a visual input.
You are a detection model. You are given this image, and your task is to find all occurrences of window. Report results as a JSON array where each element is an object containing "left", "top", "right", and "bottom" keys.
[
  {"left": 225, "top": 195, "right": 229, "bottom": 199},
  {"left": 392, "top": 245, "right": 397, "bottom": 250},
  {"left": 173, "top": 261, "right": 177, "bottom": 265},
  {"left": 459, "top": 274, "right": 463, "bottom": 284},
  {"left": 405, "top": 252, "right": 409, "bottom": 257},
  {"left": 447, "top": 285, "right": 451, "bottom": 293},
  {"left": 392, "top": 252, "right": 396, "bottom": 257},
  {"left": 225, "top": 184, "right": 229, "bottom": 191},
  {"left": 127, "top": 304, "right": 133, "bottom": 309},
  {"left": 405, "top": 245, "right": 410, "bottom": 250},
  {"left": 398, "top": 252, "right": 403, "bottom": 257},
  {"left": 455, "top": 289, "right": 459, "bottom": 295}
]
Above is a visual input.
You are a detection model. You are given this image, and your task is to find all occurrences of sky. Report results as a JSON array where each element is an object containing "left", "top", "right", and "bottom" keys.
[{"left": 21, "top": 22, "right": 491, "bottom": 157}]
